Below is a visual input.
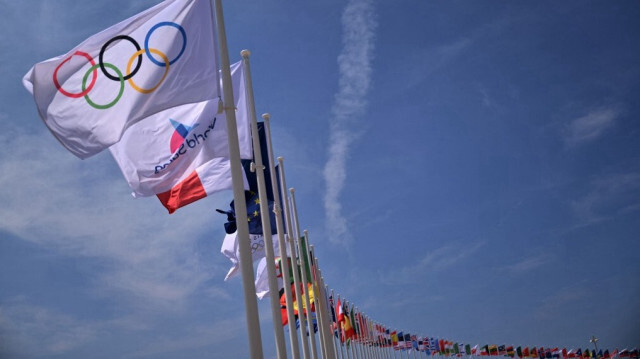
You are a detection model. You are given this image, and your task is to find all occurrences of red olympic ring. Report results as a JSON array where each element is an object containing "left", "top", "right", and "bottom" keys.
[{"left": 53, "top": 51, "right": 97, "bottom": 98}]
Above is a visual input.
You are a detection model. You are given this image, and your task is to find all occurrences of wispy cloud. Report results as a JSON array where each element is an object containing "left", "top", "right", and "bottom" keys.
[
  {"left": 571, "top": 171, "right": 640, "bottom": 226},
  {"left": 565, "top": 107, "right": 621, "bottom": 146},
  {"left": 379, "top": 241, "right": 485, "bottom": 285},
  {"left": 323, "top": 0, "right": 377, "bottom": 246},
  {"left": 501, "top": 254, "right": 549, "bottom": 275}
]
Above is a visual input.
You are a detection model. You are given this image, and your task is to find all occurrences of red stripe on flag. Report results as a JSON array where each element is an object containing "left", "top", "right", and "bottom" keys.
[{"left": 156, "top": 170, "right": 207, "bottom": 213}]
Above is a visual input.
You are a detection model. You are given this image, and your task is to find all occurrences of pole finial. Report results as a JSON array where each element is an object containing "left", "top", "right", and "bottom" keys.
[
  {"left": 262, "top": 113, "right": 270, "bottom": 120},
  {"left": 240, "top": 49, "right": 250, "bottom": 58}
]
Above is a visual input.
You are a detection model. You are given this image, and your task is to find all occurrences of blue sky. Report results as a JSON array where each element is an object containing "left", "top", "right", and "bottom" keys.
[{"left": 1, "top": 0, "right": 639, "bottom": 358}]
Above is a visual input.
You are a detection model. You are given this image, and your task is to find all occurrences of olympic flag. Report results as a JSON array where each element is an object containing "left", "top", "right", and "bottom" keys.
[
  {"left": 23, "top": 0, "right": 220, "bottom": 159},
  {"left": 109, "top": 61, "right": 251, "bottom": 213}
]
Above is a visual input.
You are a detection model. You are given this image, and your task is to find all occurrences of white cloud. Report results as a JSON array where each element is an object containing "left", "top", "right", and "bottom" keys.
[
  {"left": 565, "top": 107, "right": 620, "bottom": 146},
  {"left": 323, "top": 0, "right": 377, "bottom": 246},
  {"left": 0, "top": 297, "right": 100, "bottom": 356},
  {"left": 570, "top": 171, "right": 640, "bottom": 226},
  {"left": 379, "top": 241, "right": 485, "bottom": 285},
  {"left": 501, "top": 254, "right": 549, "bottom": 275},
  {"left": 0, "top": 127, "right": 230, "bottom": 308}
]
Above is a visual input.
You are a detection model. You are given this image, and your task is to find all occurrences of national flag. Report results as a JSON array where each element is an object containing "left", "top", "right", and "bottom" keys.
[
  {"left": 517, "top": 347, "right": 523, "bottom": 358},
  {"left": 619, "top": 350, "right": 629, "bottom": 358},
  {"left": 391, "top": 331, "right": 399, "bottom": 347},
  {"left": 328, "top": 295, "right": 339, "bottom": 338},
  {"left": 24, "top": 0, "right": 221, "bottom": 159},
  {"left": 471, "top": 345, "right": 479, "bottom": 355},
  {"left": 523, "top": 348, "right": 530, "bottom": 358},
  {"left": 430, "top": 337, "right": 439, "bottom": 353},
  {"left": 480, "top": 345, "right": 489, "bottom": 356},
  {"left": 507, "top": 346, "right": 515, "bottom": 357},
  {"left": 397, "top": 332, "right": 405, "bottom": 350},
  {"left": 278, "top": 281, "right": 314, "bottom": 326},
  {"left": 110, "top": 60, "right": 251, "bottom": 213},
  {"left": 489, "top": 345, "right": 499, "bottom": 356},
  {"left": 499, "top": 345, "right": 507, "bottom": 356},
  {"left": 531, "top": 348, "right": 538, "bottom": 358},
  {"left": 341, "top": 309, "right": 355, "bottom": 346},
  {"left": 405, "top": 333, "right": 412, "bottom": 350},
  {"left": 348, "top": 306, "right": 358, "bottom": 341},
  {"left": 466, "top": 344, "right": 472, "bottom": 355},
  {"left": 337, "top": 299, "right": 344, "bottom": 324}
]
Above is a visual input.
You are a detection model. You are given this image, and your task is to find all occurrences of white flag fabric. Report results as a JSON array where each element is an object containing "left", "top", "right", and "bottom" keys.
[
  {"left": 23, "top": 0, "right": 219, "bottom": 159},
  {"left": 221, "top": 231, "right": 282, "bottom": 281},
  {"left": 109, "top": 61, "right": 250, "bottom": 213}
]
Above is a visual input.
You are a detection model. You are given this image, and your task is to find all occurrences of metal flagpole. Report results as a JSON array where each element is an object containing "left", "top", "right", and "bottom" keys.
[
  {"left": 308, "top": 247, "right": 326, "bottom": 359},
  {"left": 317, "top": 272, "right": 338, "bottom": 359},
  {"left": 290, "top": 190, "right": 319, "bottom": 359},
  {"left": 278, "top": 159, "right": 311, "bottom": 359},
  {"left": 330, "top": 288, "right": 342, "bottom": 359},
  {"left": 262, "top": 114, "right": 301, "bottom": 359},
  {"left": 213, "top": 1, "right": 263, "bottom": 358},
  {"left": 311, "top": 246, "right": 337, "bottom": 359},
  {"left": 240, "top": 50, "right": 287, "bottom": 359}
]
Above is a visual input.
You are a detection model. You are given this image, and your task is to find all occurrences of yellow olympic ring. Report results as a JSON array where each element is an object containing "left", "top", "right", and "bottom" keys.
[{"left": 126, "top": 48, "right": 170, "bottom": 94}]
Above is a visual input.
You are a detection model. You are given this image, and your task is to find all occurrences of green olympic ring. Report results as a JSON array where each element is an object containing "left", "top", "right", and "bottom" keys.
[{"left": 82, "top": 63, "right": 124, "bottom": 110}]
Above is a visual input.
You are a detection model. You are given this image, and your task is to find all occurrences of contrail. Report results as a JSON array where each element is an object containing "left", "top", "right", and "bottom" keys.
[{"left": 323, "top": 0, "right": 376, "bottom": 245}]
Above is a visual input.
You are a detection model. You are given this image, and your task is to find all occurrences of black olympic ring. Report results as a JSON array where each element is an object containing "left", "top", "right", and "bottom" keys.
[{"left": 99, "top": 35, "right": 142, "bottom": 81}]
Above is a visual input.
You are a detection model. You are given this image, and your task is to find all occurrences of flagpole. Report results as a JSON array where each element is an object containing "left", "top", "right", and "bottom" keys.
[
  {"left": 311, "top": 246, "right": 337, "bottom": 359},
  {"left": 278, "top": 158, "right": 312, "bottom": 359},
  {"left": 290, "top": 189, "right": 319, "bottom": 359},
  {"left": 318, "top": 273, "right": 338, "bottom": 359},
  {"left": 330, "top": 288, "right": 343, "bottom": 359},
  {"left": 262, "top": 114, "right": 301, "bottom": 359},
  {"left": 300, "top": 233, "right": 319, "bottom": 359},
  {"left": 240, "top": 50, "right": 287, "bottom": 359},
  {"left": 213, "top": 1, "right": 263, "bottom": 358}
]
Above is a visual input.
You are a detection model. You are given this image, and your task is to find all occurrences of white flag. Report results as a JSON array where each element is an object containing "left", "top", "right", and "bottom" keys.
[
  {"left": 109, "top": 61, "right": 250, "bottom": 213},
  {"left": 23, "top": 0, "right": 219, "bottom": 159},
  {"left": 221, "top": 231, "right": 282, "bottom": 281}
]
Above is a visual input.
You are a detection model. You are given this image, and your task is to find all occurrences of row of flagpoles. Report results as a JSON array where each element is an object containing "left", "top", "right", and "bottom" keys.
[{"left": 22, "top": 0, "right": 637, "bottom": 358}]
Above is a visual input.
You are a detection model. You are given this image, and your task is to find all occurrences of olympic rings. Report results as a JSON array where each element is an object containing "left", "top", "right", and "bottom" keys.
[
  {"left": 83, "top": 63, "right": 124, "bottom": 110},
  {"left": 145, "top": 22, "right": 187, "bottom": 67},
  {"left": 53, "top": 51, "right": 97, "bottom": 98},
  {"left": 251, "top": 239, "right": 265, "bottom": 253},
  {"left": 99, "top": 35, "right": 141, "bottom": 81},
  {"left": 127, "top": 48, "right": 169, "bottom": 94},
  {"left": 52, "top": 21, "right": 186, "bottom": 110}
]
